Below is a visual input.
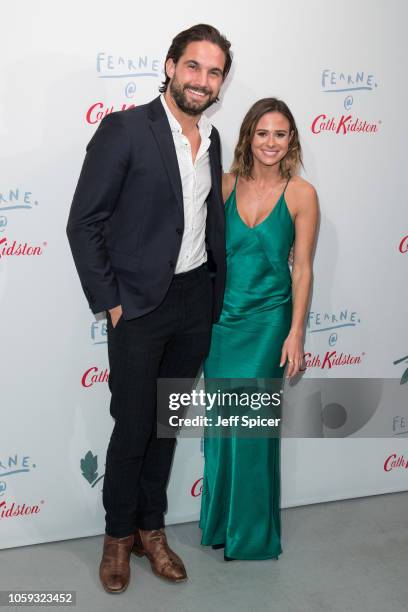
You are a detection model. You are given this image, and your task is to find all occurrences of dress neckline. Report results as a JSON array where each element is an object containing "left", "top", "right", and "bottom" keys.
[{"left": 232, "top": 176, "right": 293, "bottom": 230}]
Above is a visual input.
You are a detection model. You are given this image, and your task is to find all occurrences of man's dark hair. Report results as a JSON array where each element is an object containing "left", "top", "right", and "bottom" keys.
[{"left": 159, "top": 24, "right": 232, "bottom": 93}]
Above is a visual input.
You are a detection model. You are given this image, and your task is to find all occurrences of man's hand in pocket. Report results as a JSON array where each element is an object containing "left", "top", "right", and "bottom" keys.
[{"left": 109, "top": 304, "right": 123, "bottom": 328}]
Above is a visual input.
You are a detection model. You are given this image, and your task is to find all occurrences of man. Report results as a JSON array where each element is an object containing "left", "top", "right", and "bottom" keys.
[{"left": 67, "top": 24, "right": 232, "bottom": 593}]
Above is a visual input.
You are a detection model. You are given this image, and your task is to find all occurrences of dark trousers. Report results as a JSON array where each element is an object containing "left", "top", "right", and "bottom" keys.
[{"left": 103, "top": 263, "right": 213, "bottom": 537}]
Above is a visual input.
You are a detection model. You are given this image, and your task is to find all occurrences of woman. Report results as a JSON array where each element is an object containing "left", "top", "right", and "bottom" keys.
[{"left": 199, "top": 98, "right": 318, "bottom": 560}]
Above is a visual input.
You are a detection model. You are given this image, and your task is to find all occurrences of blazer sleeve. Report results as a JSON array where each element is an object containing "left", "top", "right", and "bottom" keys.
[{"left": 66, "top": 112, "right": 130, "bottom": 313}]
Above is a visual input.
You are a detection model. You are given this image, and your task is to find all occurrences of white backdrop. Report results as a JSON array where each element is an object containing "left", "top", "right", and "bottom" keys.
[{"left": 1, "top": 0, "right": 408, "bottom": 549}]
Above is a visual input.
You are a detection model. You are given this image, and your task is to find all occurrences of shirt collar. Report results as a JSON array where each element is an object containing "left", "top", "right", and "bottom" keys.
[{"left": 160, "top": 94, "right": 212, "bottom": 140}]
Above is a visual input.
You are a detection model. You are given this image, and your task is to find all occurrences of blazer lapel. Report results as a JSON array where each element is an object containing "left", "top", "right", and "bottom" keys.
[
  {"left": 148, "top": 97, "right": 183, "bottom": 212},
  {"left": 147, "top": 96, "right": 223, "bottom": 218}
]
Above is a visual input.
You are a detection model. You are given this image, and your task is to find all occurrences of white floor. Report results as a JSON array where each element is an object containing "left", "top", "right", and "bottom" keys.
[{"left": 1, "top": 491, "right": 408, "bottom": 612}]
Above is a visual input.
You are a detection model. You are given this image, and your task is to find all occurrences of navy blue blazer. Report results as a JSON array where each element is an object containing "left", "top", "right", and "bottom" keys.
[{"left": 66, "top": 96, "right": 226, "bottom": 321}]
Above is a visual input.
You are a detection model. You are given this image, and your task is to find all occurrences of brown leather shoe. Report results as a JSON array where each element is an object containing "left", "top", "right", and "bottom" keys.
[
  {"left": 132, "top": 528, "right": 187, "bottom": 582},
  {"left": 99, "top": 534, "right": 134, "bottom": 593}
]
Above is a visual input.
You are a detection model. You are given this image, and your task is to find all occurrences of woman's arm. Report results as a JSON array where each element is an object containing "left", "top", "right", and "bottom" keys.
[{"left": 280, "top": 180, "right": 319, "bottom": 378}]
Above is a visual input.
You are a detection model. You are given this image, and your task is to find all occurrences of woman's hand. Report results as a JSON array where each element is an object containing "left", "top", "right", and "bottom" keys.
[{"left": 279, "top": 330, "right": 304, "bottom": 378}]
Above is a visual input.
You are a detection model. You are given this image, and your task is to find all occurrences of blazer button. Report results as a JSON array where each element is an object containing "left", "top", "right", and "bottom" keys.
[
  {"left": 176, "top": 228, "right": 182, "bottom": 235},
  {"left": 169, "top": 260, "right": 175, "bottom": 268}
]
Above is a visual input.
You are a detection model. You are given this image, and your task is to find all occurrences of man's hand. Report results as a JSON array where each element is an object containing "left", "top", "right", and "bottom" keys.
[{"left": 109, "top": 304, "right": 123, "bottom": 328}]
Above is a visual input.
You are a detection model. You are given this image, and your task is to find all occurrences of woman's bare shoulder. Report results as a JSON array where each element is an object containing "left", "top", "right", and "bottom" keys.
[
  {"left": 285, "top": 176, "right": 318, "bottom": 217},
  {"left": 222, "top": 173, "right": 237, "bottom": 203},
  {"left": 288, "top": 175, "right": 317, "bottom": 198}
]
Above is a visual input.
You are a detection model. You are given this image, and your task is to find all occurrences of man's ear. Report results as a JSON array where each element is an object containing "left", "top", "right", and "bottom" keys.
[{"left": 165, "top": 58, "right": 176, "bottom": 80}]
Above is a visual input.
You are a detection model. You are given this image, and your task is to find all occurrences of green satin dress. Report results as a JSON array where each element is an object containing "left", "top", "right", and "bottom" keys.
[{"left": 200, "top": 177, "right": 295, "bottom": 560}]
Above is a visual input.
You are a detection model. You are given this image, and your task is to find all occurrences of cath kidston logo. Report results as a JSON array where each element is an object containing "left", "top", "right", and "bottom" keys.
[
  {"left": 81, "top": 366, "right": 109, "bottom": 387},
  {"left": 384, "top": 454, "right": 408, "bottom": 472},
  {"left": 191, "top": 478, "right": 203, "bottom": 497},
  {"left": 302, "top": 351, "right": 364, "bottom": 370},
  {"left": 399, "top": 235, "right": 408, "bottom": 254},
  {"left": 0, "top": 499, "right": 44, "bottom": 520},
  {"left": 86, "top": 102, "right": 136, "bottom": 125},
  {"left": 311, "top": 115, "right": 379, "bottom": 135},
  {"left": 0, "top": 237, "right": 47, "bottom": 258}
]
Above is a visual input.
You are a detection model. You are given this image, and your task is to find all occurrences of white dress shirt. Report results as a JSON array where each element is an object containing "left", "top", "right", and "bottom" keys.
[{"left": 160, "top": 95, "right": 212, "bottom": 273}]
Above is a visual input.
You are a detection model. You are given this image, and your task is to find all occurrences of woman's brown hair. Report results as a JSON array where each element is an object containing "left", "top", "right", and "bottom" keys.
[{"left": 230, "top": 98, "right": 303, "bottom": 179}]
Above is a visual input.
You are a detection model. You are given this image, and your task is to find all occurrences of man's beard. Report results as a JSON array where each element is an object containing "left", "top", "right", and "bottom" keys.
[{"left": 169, "top": 76, "right": 218, "bottom": 116}]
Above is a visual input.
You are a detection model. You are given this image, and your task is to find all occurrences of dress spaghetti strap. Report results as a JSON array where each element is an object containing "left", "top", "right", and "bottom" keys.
[
  {"left": 283, "top": 176, "right": 291, "bottom": 195},
  {"left": 282, "top": 176, "right": 292, "bottom": 196}
]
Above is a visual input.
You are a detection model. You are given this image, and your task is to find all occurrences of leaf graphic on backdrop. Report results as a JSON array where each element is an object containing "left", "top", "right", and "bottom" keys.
[
  {"left": 80, "top": 451, "right": 98, "bottom": 484},
  {"left": 401, "top": 368, "right": 408, "bottom": 385}
]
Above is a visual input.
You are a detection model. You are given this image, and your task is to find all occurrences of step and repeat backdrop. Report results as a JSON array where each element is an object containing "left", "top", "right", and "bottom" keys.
[{"left": 1, "top": 0, "right": 407, "bottom": 548}]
